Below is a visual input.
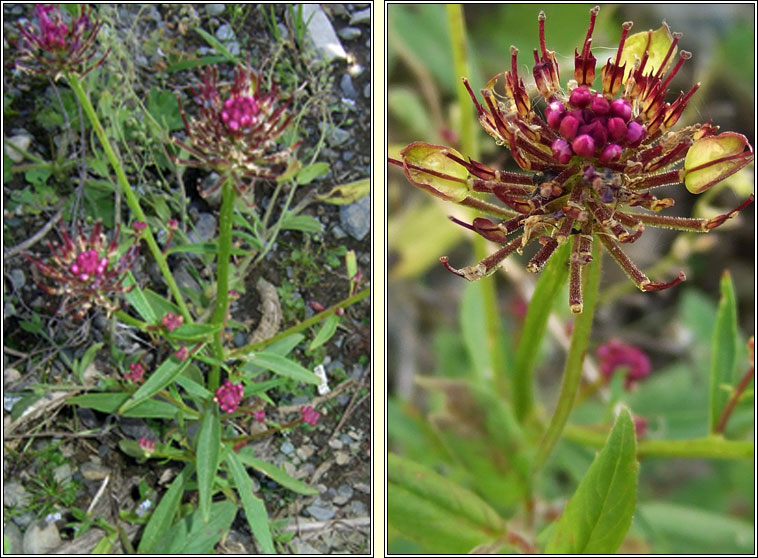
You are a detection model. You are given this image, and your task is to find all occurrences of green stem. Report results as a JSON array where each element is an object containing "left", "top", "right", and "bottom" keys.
[
  {"left": 209, "top": 177, "right": 237, "bottom": 392},
  {"left": 64, "top": 72, "right": 192, "bottom": 323},
  {"left": 229, "top": 287, "right": 370, "bottom": 358},
  {"left": 533, "top": 237, "right": 602, "bottom": 472},
  {"left": 114, "top": 310, "right": 148, "bottom": 331},
  {"left": 563, "top": 425, "right": 754, "bottom": 459},
  {"left": 513, "top": 242, "right": 571, "bottom": 423}
]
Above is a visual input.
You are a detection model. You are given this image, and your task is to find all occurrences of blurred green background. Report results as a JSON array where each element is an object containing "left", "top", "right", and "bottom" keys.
[{"left": 387, "top": 4, "right": 754, "bottom": 554}]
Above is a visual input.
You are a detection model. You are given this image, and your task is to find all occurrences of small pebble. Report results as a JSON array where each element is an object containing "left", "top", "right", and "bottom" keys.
[
  {"left": 333, "top": 484, "right": 353, "bottom": 505},
  {"left": 22, "top": 521, "right": 61, "bottom": 554},
  {"left": 335, "top": 450, "right": 350, "bottom": 465},
  {"left": 4, "top": 481, "right": 30, "bottom": 508},
  {"left": 280, "top": 441, "right": 295, "bottom": 455},
  {"left": 306, "top": 497, "right": 338, "bottom": 521},
  {"left": 349, "top": 7, "right": 371, "bottom": 25},
  {"left": 215, "top": 23, "right": 236, "bottom": 41},
  {"left": 205, "top": 4, "right": 226, "bottom": 16},
  {"left": 5, "top": 135, "right": 32, "bottom": 163},
  {"left": 337, "top": 26, "right": 361, "bottom": 41},
  {"left": 80, "top": 461, "right": 110, "bottom": 481},
  {"left": 328, "top": 439, "right": 343, "bottom": 450}
]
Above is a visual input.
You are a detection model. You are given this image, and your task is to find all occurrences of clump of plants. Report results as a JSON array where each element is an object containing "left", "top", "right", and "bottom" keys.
[{"left": 5, "top": 4, "right": 368, "bottom": 554}]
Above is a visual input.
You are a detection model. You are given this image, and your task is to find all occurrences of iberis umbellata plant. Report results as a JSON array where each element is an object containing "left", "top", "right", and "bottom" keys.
[{"left": 390, "top": 6, "right": 754, "bottom": 313}]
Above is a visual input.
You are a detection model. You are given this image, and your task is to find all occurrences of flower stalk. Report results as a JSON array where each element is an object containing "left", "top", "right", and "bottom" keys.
[{"left": 64, "top": 71, "right": 192, "bottom": 322}]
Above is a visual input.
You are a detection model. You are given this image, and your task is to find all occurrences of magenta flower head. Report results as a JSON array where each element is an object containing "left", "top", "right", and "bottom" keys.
[
  {"left": 215, "top": 380, "right": 244, "bottom": 414},
  {"left": 161, "top": 312, "right": 183, "bottom": 332},
  {"left": 390, "top": 6, "right": 753, "bottom": 313},
  {"left": 170, "top": 63, "right": 300, "bottom": 201},
  {"left": 138, "top": 437, "right": 156, "bottom": 456},
  {"left": 253, "top": 409, "right": 266, "bottom": 423},
  {"left": 596, "top": 339, "right": 651, "bottom": 390},
  {"left": 13, "top": 4, "right": 108, "bottom": 79},
  {"left": 300, "top": 405, "right": 321, "bottom": 427},
  {"left": 24, "top": 220, "right": 138, "bottom": 318},
  {"left": 174, "top": 346, "right": 188, "bottom": 362},
  {"left": 125, "top": 362, "right": 145, "bottom": 383}
]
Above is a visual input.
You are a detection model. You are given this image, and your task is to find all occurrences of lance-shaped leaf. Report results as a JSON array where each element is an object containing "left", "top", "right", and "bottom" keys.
[
  {"left": 709, "top": 271, "right": 739, "bottom": 431},
  {"left": 399, "top": 142, "right": 470, "bottom": 202},
  {"left": 546, "top": 407, "right": 638, "bottom": 554},
  {"left": 684, "top": 132, "right": 754, "bottom": 194}
]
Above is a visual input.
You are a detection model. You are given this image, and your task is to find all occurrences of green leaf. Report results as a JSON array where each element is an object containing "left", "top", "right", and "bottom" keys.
[
  {"left": 196, "top": 401, "right": 221, "bottom": 524},
  {"left": 242, "top": 352, "right": 320, "bottom": 385},
  {"left": 69, "top": 393, "right": 178, "bottom": 419},
  {"left": 123, "top": 272, "right": 157, "bottom": 323},
  {"left": 225, "top": 449, "right": 275, "bottom": 554},
  {"left": 709, "top": 271, "right": 739, "bottom": 431},
  {"left": 639, "top": 501, "right": 754, "bottom": 554},
  {"left": 619, "top": 24, "right": 676, "bottom": 82},
  {"left": 165, "top": 55, "right": 229, "bottom": 73},
  {"left": 165, "top": 242, "right": 250, "bottom": 256},
  {"left": 236, "top": 448, "right": 319, "bottom": 496},
  {"left": 546, "top": 407, "right": 638, "bottom": 554},
  {"left": 146, "top": 87, "right": 184, "bottom": 131},
  {"left": 388, "top": 453, "right": 508, "bottom": 553},
  {"left": 308, "top": 314, "right": 339, "bottom": 352},
  {"left": 168, "top": 323, "right": 222, "bottom": 342},
  {"left": 513, "top": 242, "right": 570, "bottom": 421},
  {"left": 78, "top": 342, "right": 104, "bottom": 376},
  {"left": 152, "top": 500, "right": 236, "bottom": 554},
  {"left": 459, "top": 280, "right": 492, "bottom": 381},
  {"left": 143, "top": 289, "right": 181, "bottom": 318},
  {"left": 195, "top": 27, "right": 241, "bottom": 64},
  {"left": 279, "top": 213, "right": 322, "bottom": 234},
  {"left": 314, "top": 178, "right": 370, "bottom": 205},
  {"left": 295, "top": 161, "right": 330, "bottom": 185},
  {"left": 118, "top": 345, "right": 204, "bottom": 414},
  {"left": 137, "top": 464, "right": 190, "bottom": 553}
]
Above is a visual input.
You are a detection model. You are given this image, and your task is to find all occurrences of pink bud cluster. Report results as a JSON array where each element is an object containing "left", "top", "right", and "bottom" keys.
[
  {"left": 215, "top": 380, "right": 244, "bottom": 413},
  {"left": 300, "top": 405, "right": 321, "bottom": 426},
  {"left": 125, "top": 362, "right": 145, "bottom": 382},
  {"left": 69, "top": 249, "right": 108, "bottom": 282},
  {"left": 221, "top": 95, "right": 260, "bottom": 133},
  {"left": 548, "top": 86, "right": 645, "bottom": 165},
  {"left": 138, "top": 437, "right": 156, "bottom": 455},
  {"left": 161, "top": 312, "right": 183, "bottom": 332},
  {"left": 34, "top": 4, "right": 73, "bottom": 50},
  {"left": 596, "top": 339, "right": 651, "bottom": 390}
]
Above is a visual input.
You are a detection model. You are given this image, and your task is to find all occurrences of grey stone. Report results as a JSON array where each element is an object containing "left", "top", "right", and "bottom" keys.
[
  {"left": 335, "top": 450, "right": 350, "bottom": 465},
  {"left": 225, "top": 41, "right": 241, "bottom": 56},
  {"left": 3, "top": 521, "right": 22, "bottom": 554},
  {"left": 189, "top": 212, "right": 218, "bottom": 243},
  {"left": 22, "top": 521, "right": 61, "bottom": 554},
  {"left": 215, "top": 23, "right": 236, "bottom": 41},
  {"left": 118, "top": 417, "right": 154, "bottom": 441},
  {"left": 331, "top": 224, "right": 347, "bottom": 240},
  {"left": 301, "top": 4, "right": 346, "bottom": 62},
  {"left": 53, "top": 464, "right": 73, "bottom": 484},
  {"left": 339, "top": 195, "right": 370, "bottom": 241},
  {"left": 336, "top": 393, "right": 350, "bottom": 406},
  {"left": 80, "top": 461, "right": 110, "bottom": 481},
  {"left": 332, "top": 484, "right": 353, "bottom": 505},
  {"left": 5, "top": 134, "right": 32, "bottom": 163},
  {"left": 342, "top": 150, "right": 354, "bottom": 162},
  {"left": 199, "top": 172, "right": 223, "bottom": 206},
  {"left": 327, "top": 126, "right": 351, "bottom": 147},
  {"left": 328, "top": 439, "right": 343, "bottom": 450},
  {"left": 4, "top": 481, "right": 29, "bottom": 508},
  {"left": 345, "top": 499, "right": 367, "bottom": 516},
  {"left": 306, "top": 498, "right": 337, "bottom": 521},
  {"left": 340, "top": 73, "right": 358, "bottom": 99},
  {"left": 291, "top": 539, "right": 323, "bottom": 554},
  {"left": 9, "top": 269, "right": 25, "bottom": 289},
  {"left": 233, "top": 332, "right": 247, "bottom": 348},
  {"left": 205, "top": 4, "right": 226, "bottom": 16},
  {"left": 363, "top": 83, "right": 371, "bottom": 99},
  {"left": 4, "top": 367, "right": 21, "bottom": 386},
  {"left": 337, "top": 26, "right": 361, "bottom": 41},
  {"left": 173, "top": 266, "right": 202, "bottom": 293},
  {"left": 280, "top": 441, "right": 295, "bottom": 455},
  {"left": 349, "top": 7, "right": 371, "bottom": 25},
  {"left": 283, "top": 461, "right": 297, "bottom": 476},
  {"left": 296, "top": 445, "right": 314, "bottom": 460}
]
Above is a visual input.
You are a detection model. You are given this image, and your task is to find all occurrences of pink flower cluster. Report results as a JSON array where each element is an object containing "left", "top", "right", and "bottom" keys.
[
  {"left": 221, "top": 95, "right": 260, "bottom": 133},
  {"left": 215, "top": 380, "right": 244, "bottom": 413},
  {"left": 301, "top": 405, "right": 321, "bottom": 427},
  {"left": 548, "top": 89, "right": 644, "bottom": 164},
  {"left": 14, "top": 4, "right": 107, "bottom": 78},
  {"left": 125, "top": 363, "right": 145, "bottom": 382},
  {"left": 138, "top": 437, "right": 156, "bottom": 455},
  {"left": 161, "top": 312, "right": 183, "bottom": 332},
  {"left": 596, "top": 339, "right": 651, "bottom": 390},
  {"left": 254, "top": 409, "right": 266, "bottom": 423},
  {"left": 24, "top": 220, "right": 138, "bottom": 318}
]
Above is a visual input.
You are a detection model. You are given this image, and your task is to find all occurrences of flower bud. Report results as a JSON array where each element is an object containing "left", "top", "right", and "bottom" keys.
[
  {"left": 551, "top": 138, "right": 573, "bottom": 164},
  {"left": 559, "top": 114, "right": 580, "bottom": 140},
  {"left": 569, "top": 85, "right": 592, "bottom": 108},
  {"left": 625, "top": 121, "right": 646, "bottom": 146},
  {"left": 590, "top": 94, "right": 610, "bottom": 116},
  {"left": 545, "top": 101, "right": 565, "bottom": 129},
  {"left": 608, "top": 117, "right": 628, "bottom": 142},
  {"left": 599, "top": 143, "right": 623, "bottom": 163},
  {"left": 610, "top": 98, "right": 632, "bottom": 122},
  {"left": 572, "top": 134, "right": 596, "bottom": 158}
]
